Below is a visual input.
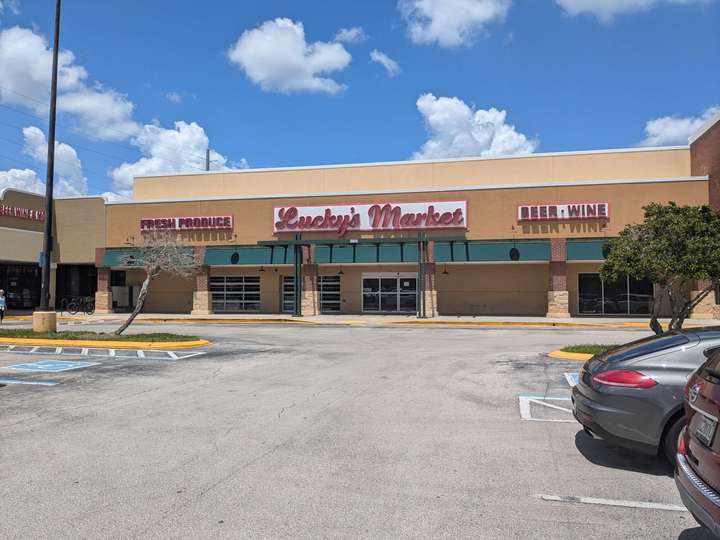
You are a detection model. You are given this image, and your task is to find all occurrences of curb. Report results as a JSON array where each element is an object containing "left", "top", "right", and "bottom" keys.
[
  {"left": 392, "top": 320, "right": 605, "bottom": 328},
  {"left": 548, "top": 350, "right": 593, "bottom": 361},
  {"left": 0, "top": 337, "right": 210, "bottom": 350},
  {"left": 141, "top": 318, "right": 320, "bottom": 325}
]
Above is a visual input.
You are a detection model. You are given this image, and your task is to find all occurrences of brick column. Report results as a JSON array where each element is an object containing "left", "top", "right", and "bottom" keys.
[
  {"left": 191, "top": 266, "right": 212, "bottom": 315},
  {"left": 690, "top": 113, "right": 720, "bottom": 210},
  {"left": 690, "top": 279, "right": 720, "bottom": 320},
  {"left": 95, "top": 267, "right": 112, "bottom": 314},
  {"left": 547, "top": 239, "right": 571, "bottom": 318}
]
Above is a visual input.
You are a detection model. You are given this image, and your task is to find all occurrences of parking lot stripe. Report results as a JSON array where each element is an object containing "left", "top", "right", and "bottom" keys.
[
  {"left": 0, "top": 378, "right": 59, "bottom": 386},
  {"left": 538, "top": 494, "right": 687, "bottom": 512}
]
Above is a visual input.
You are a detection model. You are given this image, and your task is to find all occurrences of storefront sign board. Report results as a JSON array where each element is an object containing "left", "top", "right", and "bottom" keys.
[
  {"left": 273, "top": 201, "right": 467, "bottom": 236},
  {"left": 517, "top": 203, "right": 609, "bottom": 222},
  {"left": 140, "top": 216, "right": 234, "bottom": 232}
]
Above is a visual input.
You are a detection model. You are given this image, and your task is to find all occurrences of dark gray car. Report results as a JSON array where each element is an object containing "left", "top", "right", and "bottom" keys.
[{"left": 572, "top": 327, "right": 720, "bottom": 462}]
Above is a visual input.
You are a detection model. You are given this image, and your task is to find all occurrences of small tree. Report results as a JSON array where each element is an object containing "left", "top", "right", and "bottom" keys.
[
  {"left": 115, "top": 231, "right": 198, "bottom": 335},
  {"left": 601, "top": 203, "right": 720, "bottom": 335}
]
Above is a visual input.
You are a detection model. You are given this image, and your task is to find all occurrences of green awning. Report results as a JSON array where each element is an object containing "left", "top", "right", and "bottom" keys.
[
  {"left": 567, "top": 240, "right": 608, "bottom": 261},
  {"left": 435, "top": 241, "right": 550, "bottom": 263},
  {"left": 102, "top": 249, "right": 144, "bottom": 267},
  {"left": 204, "top": 246, "right": 295, "bottom": 266}
]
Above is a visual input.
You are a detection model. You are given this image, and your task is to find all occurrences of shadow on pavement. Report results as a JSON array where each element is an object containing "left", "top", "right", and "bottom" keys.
[
  {"left": 574, "top": 430, "right": 673, "bottom": 477},
  {"left": 678, "top": 526, "right": 715, "bottom": 539}
]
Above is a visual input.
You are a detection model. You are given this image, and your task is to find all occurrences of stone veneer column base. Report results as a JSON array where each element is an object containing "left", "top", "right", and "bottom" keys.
[
  {"left": 690, "top": 290, "right": 720, "bottom": 320},
  {"left": 191, "top": 290, "right": 212, "bottom": 316},
  {"left": 423, "top": 289, "right": 438, "bottom": 318},
  {"left": 94, "top": 291, "right": 113, "bottom": 314},
  {"left": 301, "top": 290, "right": 319, "bottom": 316},
  {"left": 546, "top": 290, "right": 571, "bottom": 318}
]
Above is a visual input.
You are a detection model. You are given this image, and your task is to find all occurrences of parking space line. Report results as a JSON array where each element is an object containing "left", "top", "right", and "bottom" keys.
[
  {"left": 518, "top": 396, "right": 575, "bottom": 423},
  {"left": 0, "top": 377, "right": 59, "bottom": 386},
  {"left": 538, "top": 494, "right": 687, "bottom": 512}
]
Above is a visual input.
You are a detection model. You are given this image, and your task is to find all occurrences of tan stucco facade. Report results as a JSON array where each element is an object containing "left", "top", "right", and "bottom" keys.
[
  {"left": 106, "top": 179, "right": 708, "bottom": 247},
  {"left": 133, "top": 147, "right": 691, "bottom": 200}
]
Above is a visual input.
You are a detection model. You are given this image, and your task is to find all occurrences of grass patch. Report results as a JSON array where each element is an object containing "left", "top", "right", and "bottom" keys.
[
  {"left": 561, "top": 344, "right": 619, "bottom": 355},
  {"left": 0, "top": 329, "right": 198, "bottom": 342}
]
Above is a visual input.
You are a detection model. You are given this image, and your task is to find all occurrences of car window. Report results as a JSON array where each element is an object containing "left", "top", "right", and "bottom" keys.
[
  {"left": 604, "top": 333, "right": 691, "bottom": 363},
  {"left": 704, "top": 349, "right": 720, "bottom": 370},
  {"left": 704, "top": 346, "right": 720, "bottom": 359}
]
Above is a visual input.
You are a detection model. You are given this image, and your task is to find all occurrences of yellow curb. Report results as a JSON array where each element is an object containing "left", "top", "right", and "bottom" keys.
[
  {"left": 548, "top": 350, "right": 593, "bottom": 361},
  {"left": 392, "top": 320, "right": 605, "bottom": 328},
  {"left": 135, "top": 318, "right": 319, "bottom": 325},
  {"left": 4, "top": 315, "right": 84, "bottom": 321},
  {"left": 0, "top": 337, "right": 210, "bottom": 350}
]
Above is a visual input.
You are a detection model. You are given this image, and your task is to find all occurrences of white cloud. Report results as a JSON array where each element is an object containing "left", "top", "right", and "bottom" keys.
[
  {"left": 21, "top": 126, "right": 87, "bottom": 196},
  {"left": 0, "top": 1, "right": 20, "bottom": 16},
  {"left": 398, "top": 0, "right": 511, "bottom": 47},
  {"left": 370, "top": 49, "right": 401, "bottom": 77},
  {"left": 58, "top": 88, "right": 139, "bottom": 141},
  {"left": 412, "top": 93, "right": 537, "bottom": 159},
  {"left": 227, "top": 18, "right": 351, "bottom": 94},
  {"left": 0, "top": 168, "right": 44, "bottom": 194},
  {"left": 0, "top": 26, "right": 138, "bottom": 141},
  {"left": 334, "top": 27, "right": 368, "bottom": 43},
  {"left": 640, "top": 106, "right": 720, "bottom": 146},
  {"left": 165, "top": 91, "right": 182, "bottom": 103},
  {"left": 109, "top": 121, "right": 237, "bottom": 198},
  {"left": 0, "top": 125, "right": 87, "bottom": 197},
  {"left": 555, "top": 0, "right": 710, "bottom": 21}
]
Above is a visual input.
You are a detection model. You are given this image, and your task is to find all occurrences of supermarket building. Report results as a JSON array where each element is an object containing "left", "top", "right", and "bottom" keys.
[{"left": 3, "top": 115, "right": 719, "bottom": 319}]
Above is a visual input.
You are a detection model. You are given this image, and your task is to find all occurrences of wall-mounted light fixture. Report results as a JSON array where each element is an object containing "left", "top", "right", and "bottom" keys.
[{"left": 442, "top": 265, "right": 449, "bottom": 275}]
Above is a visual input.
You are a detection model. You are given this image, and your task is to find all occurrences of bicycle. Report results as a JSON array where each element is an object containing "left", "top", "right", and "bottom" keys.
[{"left": 65, "top": 296, "right": 95, "bottom": 315}]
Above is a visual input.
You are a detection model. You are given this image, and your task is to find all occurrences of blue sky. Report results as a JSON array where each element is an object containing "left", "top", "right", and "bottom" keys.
[{"left": 0, "top": 0, "right": 718, "bottom": 198}]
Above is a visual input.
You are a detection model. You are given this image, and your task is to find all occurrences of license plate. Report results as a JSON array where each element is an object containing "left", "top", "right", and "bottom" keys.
[{"left": 696, "top": 414, "right": 718, "bottom": 447}]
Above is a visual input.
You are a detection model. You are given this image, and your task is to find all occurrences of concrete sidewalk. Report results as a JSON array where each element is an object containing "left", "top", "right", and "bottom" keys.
[{"left": 57, "top": 312, "right": 719, "bottom": 329}]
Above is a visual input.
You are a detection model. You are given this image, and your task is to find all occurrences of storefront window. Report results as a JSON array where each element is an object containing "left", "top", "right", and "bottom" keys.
[
  {"left": 318, "top": 276, "right": 341, "bottom": 313},
  {"left": 578, "top": 273, "right": 653, "bottom": 316},
  {"left": 0, "top": 264, "right": 40, "bottom": 309},
  {"left": 210, "top": 276, "right": 261, "bottom": 313}
]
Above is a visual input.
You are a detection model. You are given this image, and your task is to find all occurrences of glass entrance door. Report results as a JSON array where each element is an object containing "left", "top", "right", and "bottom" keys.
[{"left": 362, "top": 273, "right": 417, "bottom": 313}]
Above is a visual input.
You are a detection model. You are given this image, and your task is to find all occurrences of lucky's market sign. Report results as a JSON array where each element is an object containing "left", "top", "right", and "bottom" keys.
[{"left": 274, "top": 201, "right": 467, "bottom": 236}]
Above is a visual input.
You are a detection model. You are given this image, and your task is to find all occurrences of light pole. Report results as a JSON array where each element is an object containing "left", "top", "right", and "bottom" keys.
[{"left": 33, "top": 0, "right": 62, "bottom": 333}]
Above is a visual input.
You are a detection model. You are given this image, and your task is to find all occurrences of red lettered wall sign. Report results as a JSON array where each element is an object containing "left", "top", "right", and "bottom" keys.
[
  {"left": 140, "top": 216, "right": 234, "bottom": 232},
  {"left": 517, "top": 203, "right": 609, "bottom": 222},
  {"left": 274, "top": 201, "right": 467, "bottom": 236},
  {"left": 0, "top": 205, "right": 45, "bottom": 221}
]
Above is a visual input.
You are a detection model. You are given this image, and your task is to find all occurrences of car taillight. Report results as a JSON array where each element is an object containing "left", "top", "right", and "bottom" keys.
[
  {"left": 593, "top": 369, "right": 657, "bottom": 389},
  {"left": 678, "top": 429, "right": 687, "bottom": 455}
]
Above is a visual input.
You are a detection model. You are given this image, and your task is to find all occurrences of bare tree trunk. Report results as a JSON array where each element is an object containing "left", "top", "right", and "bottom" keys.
[
  {"left": 672, "top": 284, "right": 715, "bottom": 331},
  {"left": 649, "top": 284, "right": 665, "bottom": 336},
  {"left": 115, "top": 274, "right": 152, "bottom": 335}
]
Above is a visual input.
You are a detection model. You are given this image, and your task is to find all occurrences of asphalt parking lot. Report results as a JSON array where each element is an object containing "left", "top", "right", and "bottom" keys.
[{"left": 0, "top": 323, "right": 712, "bottom": 539}]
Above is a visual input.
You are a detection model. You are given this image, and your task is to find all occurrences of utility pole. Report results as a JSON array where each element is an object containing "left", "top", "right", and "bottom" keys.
[
  {"left": 34, "top": 0, "right": 61, "bottom": 333},
  {"left": 205, "top": 148, "right": 210, "bottom": 171}
]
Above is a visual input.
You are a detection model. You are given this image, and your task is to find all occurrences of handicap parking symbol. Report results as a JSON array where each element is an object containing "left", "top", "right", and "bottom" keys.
[{"left": 6, "top": 360, "right": 99, "bottom": 372}]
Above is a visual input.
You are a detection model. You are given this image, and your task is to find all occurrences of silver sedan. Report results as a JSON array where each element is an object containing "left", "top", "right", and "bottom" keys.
[{"left": 572, "top": 327, "right": 720, "bottom": 462}]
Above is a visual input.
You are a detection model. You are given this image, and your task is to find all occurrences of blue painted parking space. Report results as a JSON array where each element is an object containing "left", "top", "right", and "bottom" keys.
[{"left": 6, "top": 360, "right": 99, "bottom": 373}]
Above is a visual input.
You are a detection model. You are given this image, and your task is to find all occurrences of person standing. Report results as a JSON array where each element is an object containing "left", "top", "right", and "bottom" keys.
[{"left": 0, "top": 289, "right": 5, "bottom": 325}]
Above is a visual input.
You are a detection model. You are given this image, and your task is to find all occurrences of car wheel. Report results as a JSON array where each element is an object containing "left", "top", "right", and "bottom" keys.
[{"left": 663, "top": 415, "right": 685, "bottom": 464}]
